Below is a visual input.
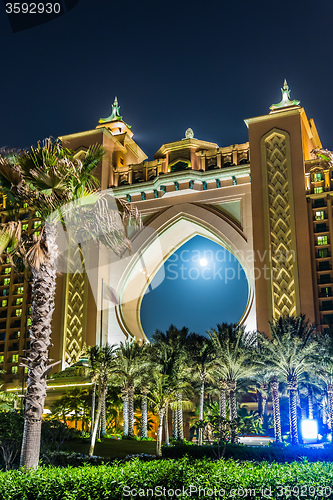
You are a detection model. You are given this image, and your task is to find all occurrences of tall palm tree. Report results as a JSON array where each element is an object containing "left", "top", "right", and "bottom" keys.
[
  {"left": 152, "top": 325, "right": 190, "bottom": 441},
  {"left": 0, "top": 140, "right": 138, "bottom": 468},
  {"left": 209, "top": 324, "right": 257, "bottom": 443},
  {"left": 86, "top": 344, "right": 117, "bottom": 456},
  {"left": 147, "top": 372, "right": 175, "bottom": 456},
  {"left": 187, "top": 333, "right": 215, "bottom": 445},
  {"left": 114, "top": 340, "right": 147, "bottom": 437},
  {"left": 258, "top": 315, "right": 318, "bottom": 445}
]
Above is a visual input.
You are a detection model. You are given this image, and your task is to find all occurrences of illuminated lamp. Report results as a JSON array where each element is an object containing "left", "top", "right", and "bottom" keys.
[{"left": 301, "top": 419, "right": 318, "bottom": 443}]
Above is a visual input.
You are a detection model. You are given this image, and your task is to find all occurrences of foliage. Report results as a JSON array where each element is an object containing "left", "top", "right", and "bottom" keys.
[
  {"left": 0, "top": 410, "right": 24, "bottom": 471},
  {"left": 2, "top": 458, "right": 333, "bottom": 499}
]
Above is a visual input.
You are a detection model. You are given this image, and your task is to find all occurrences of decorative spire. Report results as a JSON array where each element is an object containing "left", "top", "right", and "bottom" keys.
[
  {"left": 185, "top": 128, "right": 194, "bottom": 139},
  {"left": 99, "top": 96, "right": 123, "bottom": 123},
  {"left": 269, "top": 80, "right": 300, "bottom": 111}
]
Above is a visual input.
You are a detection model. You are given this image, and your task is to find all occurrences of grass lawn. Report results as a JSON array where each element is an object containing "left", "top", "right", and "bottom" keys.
[{"left": 61, "top": 438, "right": 157, "bottom": 458}]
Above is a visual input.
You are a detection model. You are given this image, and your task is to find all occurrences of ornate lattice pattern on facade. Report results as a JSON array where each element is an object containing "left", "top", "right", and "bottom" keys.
[
  {"left": 265, "top": 133, "right": 296, "bottom": 317},
  {"left": 64, "top": 258, "right": 85, "bottom": 365}
]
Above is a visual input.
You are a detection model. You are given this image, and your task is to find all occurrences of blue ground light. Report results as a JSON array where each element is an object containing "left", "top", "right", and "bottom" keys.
[{"left": 140, "top": 235, "right": 249, "bottom": 340}]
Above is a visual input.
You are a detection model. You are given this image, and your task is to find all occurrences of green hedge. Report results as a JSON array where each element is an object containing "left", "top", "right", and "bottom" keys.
[
  {"left": 1, "top": 458, "right": 333, "bottom": 499},
  {"left": 162, "top": 442, "right": 333, "bottom": 462}
]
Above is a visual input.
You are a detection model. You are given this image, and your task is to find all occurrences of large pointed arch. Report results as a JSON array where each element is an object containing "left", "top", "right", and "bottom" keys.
[{"left": 108, "top": 202, "right": 256, "bottom": 343}]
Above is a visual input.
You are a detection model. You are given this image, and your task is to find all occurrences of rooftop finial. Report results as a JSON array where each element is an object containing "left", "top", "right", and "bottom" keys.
[
  {"left": 99, "top": 96, "right": 123, "bottom": 124},
  {"left": 270, "top": 80, "right": 300, "bottom": 112}
]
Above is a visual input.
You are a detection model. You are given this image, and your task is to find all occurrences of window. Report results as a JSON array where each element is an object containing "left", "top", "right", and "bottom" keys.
[
  {"left": 319, "top": 248, "right": 329, "bottom": 258},
  {"left": 315, "top": 211, "right": 325, "bottom": 220},
  {"left": 4, "top": 268, "right": 11, "bottom": 275},
  {"left": 320, "top": 260, "right": 331, "bottom": 271},
  {"left": 15, "top": 309, "right": 22, "bottom": 317},
  {"left": 322, "top": 300, "right": 333, "bottom": 311},
  {"left": 34, "top": 221, "right": 40, "bottom": 229},
  {"left": 314, "top": 187, "right": 324, "bottom": 194},
  {"left": 16, "top": 331, "right": 20, "bottom": 338},
  {"left": 28, "top": 307, "right": 32, "bottom": 315},
  {"left": 5, "top": 257, "right": 10, "bottom": 264},
  {"left": 17, "top": 287, "right": 24, "bottom": 295},
  {"left": 16, "top": 298, "right": 23, "bottom": 305},
  {"left": 317, "top": 236, "right": 328, "bottom": 245},
  {"left": 11, "top": 366, "right": 18, "bottom": 374},
  {"left": 316, "top": 223, "right": 327, "bottom": 233},
  {"left": 23, "top": 203, "right": 28, "bottom": 208},
  {"left": 27, "top": 318, "right": 32, "bottom": 326},
  {"left": 320, "top": 274, "right": 331, "bottom": 284},
  {"left": 323, "top": 314, "right": 333, "bottom": 324},
  {"left": 0, "top": 356, "right": 4, "bottom": 363},
  {"left": 312, "top": 172, "right": 323, "bottom": 182},
  {"left": 12, "top": 354, "right": 18, "bottom": 363},
  {"left": 1, "top": 300, "right": 7, "bottom": 307},
  {"left": 4, "top": 278, "right": 10, "bottom": 285},
  {"left": 22, "top": 223, "right": 28, "bottom": 231},
  {"left": 314, "top": 199, "right": 326, "bottom": 208}
]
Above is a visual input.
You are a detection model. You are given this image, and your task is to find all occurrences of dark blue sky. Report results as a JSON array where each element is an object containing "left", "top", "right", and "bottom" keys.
[
  {"left": 1, "top": 0, "right": 333, "bottom": 159},
  {"left": 140, "top": 236, "right": 249, "bottom": 339}
]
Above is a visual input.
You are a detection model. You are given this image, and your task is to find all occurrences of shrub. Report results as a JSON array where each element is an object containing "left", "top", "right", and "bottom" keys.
[{"left": 1, "top": 458, "right": 333, "bottom": 499}]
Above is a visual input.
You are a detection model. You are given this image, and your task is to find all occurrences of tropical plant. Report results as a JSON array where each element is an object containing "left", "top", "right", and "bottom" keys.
[
  {"left": 187, "top": 333, "right": 215, "bottom": 445},
  {"left": 258, "top": 315, "right": 318, "bottom": 445},
  {"left": 152, "top": 325, "right": 191, "bottom": 441},
  {"left": 86, "top": 344, "right": 117, "bottom": 456},
  {"left": 146, "top": 372, "right": 174, "bottom": 456},
  {"left": 0, "top": 140, "right": 141, "bottom": 468},
  {"left": 209, "top": 324, "right": 257, "bottom": 443},
  {"left": 114, "top": 341, "right": 147, "bottom": 437}
]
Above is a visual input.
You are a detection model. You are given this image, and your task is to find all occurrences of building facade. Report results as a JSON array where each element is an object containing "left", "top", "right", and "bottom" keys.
[{"left": 1, "top": 82, "right": 330, "bottom": 384}]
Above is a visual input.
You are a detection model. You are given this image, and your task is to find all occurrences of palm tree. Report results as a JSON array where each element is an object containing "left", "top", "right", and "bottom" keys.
[
  {"left": 152, "top": 325, "right": 190, "bottom": 441},
  {"left": 187, "top": 333, "right": 215, "bottom": 445},
  {"left": 114, "top": 340, "right": 147, "bottom": 437},
  {"left": 258, "top": 315, "right": 318, "bottom": 445},
  {"left": 60, "top": 388, "right": 87, "bottom": 430},
  {"left": 147, "top": 372, "right": 175, "bottom": 456},
  {"left": 0, "top": 140, "right": 140, "bottom": 468},
  {"left": 209, "top": 324, "right": 257, "bottom": 443},
  {"left": 86, "top": 344, "right": 117, "bottom": 456}
]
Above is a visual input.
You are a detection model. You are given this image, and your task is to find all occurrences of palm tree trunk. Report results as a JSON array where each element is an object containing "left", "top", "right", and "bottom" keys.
[
  {"left": 327, "top": 385, "right": 333, "bottom": 430},
  {"left": 219, "top": 383, "right": 227, "bottom": 419},
  {"left": 257, "top": 390, "right": 263, "bottom": 417},
  {"left": 122, "top": 389, "right": 129, "bottom": 436},
  {"left": 141, "top": 389, "right": 148, "bottom": 439},
  {"left": 271, "top": 377, "right": 282, "bottom": 443},
  {"left": 101, "top": 393, "right": 107, "bottom": 436},
  {"left": 128, "top": 385, "right": 134, "bottom": 437},
  {"left": 227, "top": 381, "right": 237, "bottom": 444},
  {"left": 198, "top": 375, "right": 205, "bottom": 446},
  {"left": 89, "top": 383, "right": 106, "bottom": 456},
  {"left": 322, "top": 395, "right": 328, "bottom": 426},
  {"left": 164, "top": 401, "right": 169, "bottom": 445},
  {"left": 20, "top": 223, "right": 58, "bottom": 469},
  {"left": 177, "top": 392, "right": 184, "bottom": 441},
  {"left": 308, "top": 387, "right": 314, "bottom": 420},
  {"left": 91, "top": 382, "right": 96, "bottom": 434},
  {"left": 289, "top": 387, "right": 299, "bottom": 445},
  {"left": 172, "top": 407, "right": 178, "bottom": 440},
  {"left": 156, "top": 408, "right": 165, "bottom": 457}
]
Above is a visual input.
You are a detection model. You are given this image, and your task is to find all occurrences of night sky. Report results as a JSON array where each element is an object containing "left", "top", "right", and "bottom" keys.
[
  {"left": 1, "top": 0, "right": 333, "bottom": 160},
  {"left": 1, "top": 0, "right": 332, "bottom": 337}
]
